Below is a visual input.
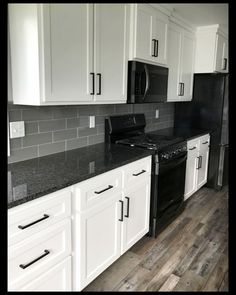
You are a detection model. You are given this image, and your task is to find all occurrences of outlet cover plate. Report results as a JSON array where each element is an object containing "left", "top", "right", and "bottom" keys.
[{"left": 10, "top": 121, "right": 25, "bottom": 138}]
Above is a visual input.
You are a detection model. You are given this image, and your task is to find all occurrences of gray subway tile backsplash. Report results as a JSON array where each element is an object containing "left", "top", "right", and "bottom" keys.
[{"left": 8, "top": 102, "right": 175, "bottom": 163}]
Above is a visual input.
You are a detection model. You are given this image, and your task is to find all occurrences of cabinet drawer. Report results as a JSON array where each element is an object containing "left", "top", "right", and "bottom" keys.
[
  {"left": 73, "top": 169, "right": 122, "bottom": 211},
  {"left": 16, "top": 257, "right": 72, "bottom": 291},
  {"left": 8, "top": 187, "right": 71, "bottom": 246},
  {"left": 199, "top": 134, "right": 210, "bottom": 148},
  {"left": 187, "top": 138, "right": 199, "bottom": 150},
  {"left": 8, "top": 218, "right": 71, "bottom": 290},
  {"left": 123, "top": 156, "right": 151, "bottom": 188}
]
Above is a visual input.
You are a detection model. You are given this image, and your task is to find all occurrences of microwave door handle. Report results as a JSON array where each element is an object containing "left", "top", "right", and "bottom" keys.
[{"left": 143, "top": 65, "right": 150, "bottom": 101}]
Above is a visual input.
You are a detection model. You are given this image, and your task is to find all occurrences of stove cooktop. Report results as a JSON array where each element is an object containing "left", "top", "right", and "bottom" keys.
[{"left": 116, "top": 133, "right": 184, "bottom": 151}]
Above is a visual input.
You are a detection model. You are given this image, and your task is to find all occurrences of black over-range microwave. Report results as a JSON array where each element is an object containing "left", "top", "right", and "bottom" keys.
[{"left": 127, "top": 60, "right": 168, "bottom": 103}]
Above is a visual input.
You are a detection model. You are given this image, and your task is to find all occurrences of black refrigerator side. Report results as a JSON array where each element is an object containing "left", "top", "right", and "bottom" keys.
[{"left": 174, "top": 73, "right": 228, "bottom": 190}]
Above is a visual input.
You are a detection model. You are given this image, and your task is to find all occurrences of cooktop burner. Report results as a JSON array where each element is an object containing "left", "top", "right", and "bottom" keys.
[{"left": 116, "top": 133, "right": 184, "bottom": 150}]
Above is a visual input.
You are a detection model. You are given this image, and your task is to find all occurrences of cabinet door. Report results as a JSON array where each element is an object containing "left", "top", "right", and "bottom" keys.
[
  {"left": 184, "top": 141, "right": 199, "bottom": 200},
  {"left": 197, "top": 138, "right": 210, "bottom": 189},
  {"left": 181, "top": 31, "right": 195, "bottom": 101},
  {"left": 133, "top": 4, "right": 154, "bottom": 62},
  {"left": 121, "top": 179, "right": 151, "bottom": 254},
  {"left": 167, "top": 23, "right": 182, "bottom": 101},
  {"left": 75, "top": 194, "right": 122, "bottom": 290},
  {"left": 215, "top": 34, "right": 226, "bottom": 72},
  {"left": 94, "top": 4, "right": 128, "bottom": 103},
  {"left": 42, "top": 4, "right": 94, "bottom": 103},
  {"left": 18, "top": 257, "right": 71, "bottom": 291},
  {"left": 152, "top": 11, "right": 168, "bottom": 65}
]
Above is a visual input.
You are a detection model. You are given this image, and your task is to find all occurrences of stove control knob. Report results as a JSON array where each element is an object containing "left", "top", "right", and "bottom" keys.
[{"left": 162, "top": 153, "right": 169, "bottom": 160}]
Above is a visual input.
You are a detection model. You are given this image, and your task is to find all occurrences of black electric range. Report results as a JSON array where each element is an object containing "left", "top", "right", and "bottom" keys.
[{"left": 105, "top": 113, "right": 187, "bottom": 237}]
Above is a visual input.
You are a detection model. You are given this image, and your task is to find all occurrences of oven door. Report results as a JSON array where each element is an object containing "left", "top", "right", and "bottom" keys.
[{"left": 157, "top": 152, "right": 187, "bottom": 216}]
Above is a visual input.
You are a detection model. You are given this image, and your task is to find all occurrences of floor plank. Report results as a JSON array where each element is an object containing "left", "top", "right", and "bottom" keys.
[{"left": 83, "top": 185, "right": 228, "bottom": 292}]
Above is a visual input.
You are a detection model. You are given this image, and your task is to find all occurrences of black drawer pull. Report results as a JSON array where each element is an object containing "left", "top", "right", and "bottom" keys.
[
  {"left": 95, "top": 185, "right": 113, "bottom": 194},
  {"left": 189, "top": 147, "right": 196, "bottom": 150},
  {"left": 151, "top": 39, "right": 156, "bottom": 57},
  {"left": 124, "top": 197, "right": 130, "bottom": 218},
  {"left": 19, "top": 250, "right": 50, "bottom": 269},
  {"left": 133, "top": 170, "right": 146, "bottom": 176},
  {"left": 119, "top": 200, "right": 124, "bottom": 222},
  {"left": 18, "top": 214, "right": 50, "bottom": 230},
  {"left": 90, "top": 72, "right": 95, "bottom": 95},
  {"left": 202, "top": 141, "right": 208, "bottom": 144},
  {"left": 155, "top": 39, "right": 159, "bottom": 57}
]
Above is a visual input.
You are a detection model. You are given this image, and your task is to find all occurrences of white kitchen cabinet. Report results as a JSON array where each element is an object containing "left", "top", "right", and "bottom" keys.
[
  {"left": 121, "top": 179, "right": 151, "bottom": 254},
  {"left": 184, "top": 134, "right": 210, "bottom": 200},
  {"left": 18, "top": 256, "right": 71, "bottom": 291},
  {"left": 195, "top": 25, "right": 228, "bottom": 73},
  {"left": 8, "top": 187, "right": 72, "bottom": 292},
  {"left": 8, "top": 4, "right": 128, "bottom": 105},
  {"left": 130, "top": 4, "right": 169, "bottom": 65},
  {"left": 72, "top": 156, "right": 152, "bottom": 291},
  {"left": 167, "top": 22, "right": 195, "bottom": 102}
]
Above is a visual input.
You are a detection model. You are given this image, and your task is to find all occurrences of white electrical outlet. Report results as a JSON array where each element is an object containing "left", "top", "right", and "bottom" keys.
[
  {"left": 10, "top": 121, "right": 25, "bottom": 138},
  {"left": 155, "top": 109, "right": 159, "bottom": 118},
  {"left": 89, "top": 116, "right": 95, "bottom": 128}
]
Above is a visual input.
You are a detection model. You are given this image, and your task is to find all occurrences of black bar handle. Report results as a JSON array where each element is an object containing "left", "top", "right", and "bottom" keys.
[
  {"left": 202, "top": 141, "right": 208, "bottom": 145},
  {"left": 133, "top": 169, "right": 146, "bottom": 176},
  {"left": 119, "top": 200, "right": 124, "bottom": 222},
  {"left": 155, "top": 40, "right": 159, "bottom": 57},
  {"left": 90, "top": 73, "right": 95, "bottom": 95},
  {"left": 124, "top": 197, "right": 130, "bottom": 218},
  {"left": 96, "top": 73, "right": 101, "bottom": 95},
  {"left": 19, "top": 250, "right": 50, "bottom": 269},
  {"left": 223, "top": 58, "right": 227, "bottom": 70},
  {"left": 18, "top": 214, "right": 50, "bottom": 230},
  {"left": 95, "top": 185, "right": 113, "bottom": 194},
  {"left": 189, "top": 147, "right": 196, "bottom": 150},
  {"left": 196, "top": 156, "right": 200, "bottom": 169},
  {"left": 199, "top": 155, "right": 202, "bottom": 169},
  {"left": 182, "top": 83, "right": 185, "bottom": 96},
  {"left": 151, "top": 39, "right": 156, "bottom": 57},
  {"left": 178, "top": 83, "right": 183, "bottom": 96}
]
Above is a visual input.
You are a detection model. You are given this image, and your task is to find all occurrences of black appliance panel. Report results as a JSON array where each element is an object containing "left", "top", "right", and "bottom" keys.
[{"left": 127, "top": 61, "right": 168, "bottom": 103}]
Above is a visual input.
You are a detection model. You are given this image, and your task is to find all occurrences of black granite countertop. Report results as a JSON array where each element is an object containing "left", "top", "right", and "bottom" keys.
[
  {"left": 8, "top": 143, "right": 152, "bottom": 209},
  {"left": 148, "top": 127, "right": 211, "bottom": 141}
]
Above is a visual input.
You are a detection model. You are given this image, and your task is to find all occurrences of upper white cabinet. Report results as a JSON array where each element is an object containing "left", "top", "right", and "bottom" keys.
[
  {"left": 167, "top": 22, "right": 195, "bottom": 102},
  {"left": 8, "top": 4, "right": 128, "bottom": 105},
  {"left": 194, "top": 25, "right": 228, "bottom": 73},
  {"left": 129, "top": 4, "right": 169, "bottom": 65}
]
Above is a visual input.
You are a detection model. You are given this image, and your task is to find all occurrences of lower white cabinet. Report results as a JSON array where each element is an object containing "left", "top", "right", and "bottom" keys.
[
  {"left": 72, "top": 156, "right": 152, "bottom": 291},
  {"left": 184, "top": 134, "right": 210, "bottom": 200},
  {"left": 18, "top": 257, "right": 72, "bottom": 291}
]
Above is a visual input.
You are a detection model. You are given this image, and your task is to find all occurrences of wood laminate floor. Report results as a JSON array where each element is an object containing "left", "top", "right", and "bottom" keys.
[{"left": 83, "top": 185, "right": 228, "bottom": 292}]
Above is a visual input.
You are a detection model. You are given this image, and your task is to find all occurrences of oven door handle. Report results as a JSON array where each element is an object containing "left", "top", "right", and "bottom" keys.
[{"left": 160, "top": 153, "right": 187, "bottom": 173}]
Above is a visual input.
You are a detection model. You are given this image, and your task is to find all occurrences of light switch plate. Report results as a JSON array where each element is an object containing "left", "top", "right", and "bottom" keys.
[
  {"left": 10, "top": 121, "right": 25, "bottom": 138},
  {"left": 155, "top": 109, "right": 159, "bottom": 118},
  {"left": 89, "top": 116, "right": 95, "bottom": 128}
]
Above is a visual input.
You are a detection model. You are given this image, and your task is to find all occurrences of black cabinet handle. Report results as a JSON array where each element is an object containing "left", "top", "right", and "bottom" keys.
[
  {"left": 178, "top": 83, "right": 184, "bottom": 96},
  {"left": 18, "top": 214, "right": 50, "bottom": 230},
  {"left": 196, "top": 156, "right": 200, "bottom": 169},
  {"left": 133, "top": 169, "right": 146, "bottom": 176},
  {"left": 124, "top": 197, "right": 130, "bottom": 218},
  {"left": 189, "top": 147, "right": 196, "bottom": 150},
  {"left": 223, "top": 58, "right": 227, "bottom": 70},
  {"left": 152, "top": 39, "right": 156, "bottom": 57},
  {"left": 19, "top": 250, "right": 50, "bottom": 269},
  {"left": 95, "top": 185, "right": 113, "bottom": 194},
  {"left": 97, "top": 73, "right": 101, "bottom": 95},
  {"left": 199, "top": 155, "right": 202, "bottom": 169},
  {"left": 202, "top": 141, "right": 208, "bottom": 145},
  {"left": 119, "top": 200, "right": 124, "bottom": 222},
  {"left": 182, "top": 83, "right": 185, "bottom": 96},
  {"left": 90, "top": 73, "right": 95, "bottom": 95},
  {"left": 155, "top": 40, "right": 159, "bottom": 57}
]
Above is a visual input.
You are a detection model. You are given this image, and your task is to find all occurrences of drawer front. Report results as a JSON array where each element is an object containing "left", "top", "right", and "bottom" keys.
[
  {"left": 8, "top": 218, "right": 71, "bottom": 290},
  {"left": 199, "top": 134, "right": 210, "bottom": 149},
  {"left": 73, "top": 168, "right": 122, "bottom": 211},
  {"left": 123, "top": 156, "right": 151, "bottom": 188},
  {"left": 187, "top": 138, "right": 199, "bottom": 154},
  {"left": 15, "top": 257, "right": 72, "bottom": 291},
  {"left": 8, "top": 187, "right": 71, "bottom": 246}
]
